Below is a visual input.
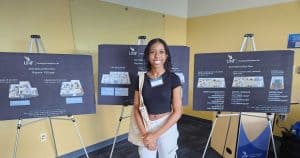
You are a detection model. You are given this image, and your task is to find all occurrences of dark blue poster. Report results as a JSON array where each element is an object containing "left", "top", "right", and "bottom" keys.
[
  {"left": 0, "top": 52, "right": 96, "bottom": 120},
  {"left": 193, "top": 50, "right": 294, "bottom": 113},
  {"left": 98, "top": 44, "right": 189, "bottom": 105}
]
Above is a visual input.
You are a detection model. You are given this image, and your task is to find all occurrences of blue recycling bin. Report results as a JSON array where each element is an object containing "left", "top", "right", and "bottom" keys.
[{"left": 291, "top": 121, "right": 300, "bottom": 138}]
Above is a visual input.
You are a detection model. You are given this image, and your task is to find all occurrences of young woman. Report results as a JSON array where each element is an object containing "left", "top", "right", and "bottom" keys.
[{"left": 133, "top": 38, "right": 182, "bottom": 158}]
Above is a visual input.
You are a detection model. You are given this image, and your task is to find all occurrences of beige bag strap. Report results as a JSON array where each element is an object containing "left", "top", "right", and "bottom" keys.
[
  {"left": 138, "top": 73, "right": 145, "bottom": 107},
  {"left": 138, "top": 73, "right": 151, "bottom": 129}
]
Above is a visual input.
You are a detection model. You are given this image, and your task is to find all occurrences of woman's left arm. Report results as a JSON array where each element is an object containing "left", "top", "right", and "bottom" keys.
[{"left": 143, "top": 86, "right": 182, "bottom": 142}]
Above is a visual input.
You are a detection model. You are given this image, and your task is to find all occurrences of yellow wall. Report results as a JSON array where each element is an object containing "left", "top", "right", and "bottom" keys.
[
  {"left": 0, "top": 0, "right": 187, "bottom": 157},
  {"left": 0, "top": 0, "right": 75, "bottom": 157},
  {"left": 1, "top": 0, "right": 299, "bottom": 157},
  {"left": 164, "top": 15, "right": 187, "bottom": 45},
  {"left": 185, "top": 1, "right": 300, "bottom": 136},
  {"left": 0, "top": 0, "right": 74, "bottom": 53}
]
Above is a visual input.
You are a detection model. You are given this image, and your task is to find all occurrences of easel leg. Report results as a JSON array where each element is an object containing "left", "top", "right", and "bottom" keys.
[
  {"left": 202, "top": 116, "right": 218, "bottom": 158},
  {"left": 221, "top": 114, "right": 233, "bottom": 156},
  {"left": 109, "top": 106, "right": 126, "bottom": 158},
  {"left": 70, "top": 116, "right": 90, "bottom": 158},
  {"left": 48, "top": 117, "right": 58, "bottom": 157},
  {"left": 267, "top": 115, "right": 277, "bottom": 158},
  {"left": 12, "top": 119, "right": 22, "bottom": 158}
]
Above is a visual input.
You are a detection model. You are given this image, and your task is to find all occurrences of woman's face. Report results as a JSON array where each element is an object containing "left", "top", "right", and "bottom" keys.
[{"left": 148, "top": 42, "right": 168, "bottom": 69}]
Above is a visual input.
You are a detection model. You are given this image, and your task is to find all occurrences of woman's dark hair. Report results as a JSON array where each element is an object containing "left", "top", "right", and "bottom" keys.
[{"left": 143, "top": 38, "right": 172, "bottom": 72}]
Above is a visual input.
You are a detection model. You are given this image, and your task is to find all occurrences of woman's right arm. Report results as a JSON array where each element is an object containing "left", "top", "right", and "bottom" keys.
[
  {"left": 133, "top": 90, "right": 147, "bottom": 137},
  {"left": 134, "top": 90, "right": 157, "bottom": 150}
]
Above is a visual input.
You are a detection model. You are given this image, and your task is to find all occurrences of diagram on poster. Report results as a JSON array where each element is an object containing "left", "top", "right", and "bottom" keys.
[
  {"left": 197, "top": 78, "right": 225, "bottom": 88},
  {"left": 60, "top": 80, "right": 84, "bottom": 97},
  {"left": 232, "top": 76, "right": 264, "bottom": 88},
  {"left": 9, "top": 81, "right": 39, "bottom": 99},
  {"left": 193, "top": 50, "right": 294, "bottom": 113},
  {"left": 101, "top": 72, "right": 131, "bottom": 85},
  {"left": 98, "top": 44, "right": 190, "bottom": 105}
]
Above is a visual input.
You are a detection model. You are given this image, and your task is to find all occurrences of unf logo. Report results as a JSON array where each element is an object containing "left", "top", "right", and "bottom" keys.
[
  {"left": 226, "top": 55, "right": 236, "bottom": 63},
  {"left": 242, "top": 152, "right": 248, "bottom": 158},
  {"left": 129, "top": 47, "right": 137, "bottom": 55},
  {"left": 24, "top": 56, "right": 34, "bottom": 65}
]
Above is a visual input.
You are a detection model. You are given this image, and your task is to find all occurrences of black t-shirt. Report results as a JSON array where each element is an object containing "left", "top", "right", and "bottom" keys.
[{"left": 135, "top": 71, "right": 181, "bottom": 114}]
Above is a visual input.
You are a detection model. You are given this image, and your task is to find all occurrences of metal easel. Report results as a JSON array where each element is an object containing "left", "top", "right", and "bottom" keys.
[
  {"left": 12, "top": 35, "right": 90, "bottom": 158},
  {"left": 109, "top": 104, "right": 131, "bottom": 158},
  {"left": 202, "top": 33, "right": 277, "bottom": 158},
  {"left": 109, "top": 36, "right": 148, "bottom": 158},
  {"left": 238, "top": 33, "right": 277, "bottom": 158}
]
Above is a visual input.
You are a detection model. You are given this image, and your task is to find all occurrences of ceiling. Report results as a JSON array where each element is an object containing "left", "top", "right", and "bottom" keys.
[{"left": 101, "top": 0, "right": 297, "bottom": 18}]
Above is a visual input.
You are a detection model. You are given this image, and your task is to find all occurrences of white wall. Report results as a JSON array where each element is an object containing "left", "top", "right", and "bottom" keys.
[
  {"left": 101, "top": 0, "right": 297, "bottom": 18},
  {"left": 188, "top": 0, "right": 297, "bottom": 17},
  {"left": 101, "top": 0, "right": 188, "bottom": 18}
]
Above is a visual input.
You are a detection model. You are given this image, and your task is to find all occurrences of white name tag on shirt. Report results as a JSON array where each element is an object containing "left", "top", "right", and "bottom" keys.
[{"left": 150, "top": 77, "right": 164, "bottom": 87}]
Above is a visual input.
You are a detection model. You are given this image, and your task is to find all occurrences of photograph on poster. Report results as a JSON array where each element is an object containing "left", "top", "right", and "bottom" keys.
[
  {"left": 101, "top": 71, "right": 131, "bottom": 85},
  {"left": 8, "top": 84, "right": 20, "bottom": 99},
  {"left": 270, "top": 76, "right": 284, "bottom": 90},
  {"left": 197, "top": 78, "right": 225, "bottom": 88},
  {"left": 232, "top": 76, "right": 264, "bottom": 88},
  {"left": 9, "top": 81, "right": 39, "bottom": 99},
  {"left": 60, "top": 80, "right": 84, "bottom": 97}
]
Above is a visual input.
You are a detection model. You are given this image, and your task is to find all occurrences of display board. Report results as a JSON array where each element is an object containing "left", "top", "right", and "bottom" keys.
[
  {"left": 193, "top": 50, "right": 294, "bottom": 113},
  {"left": 0, "top": 52, "right": 96, "bottom": 120},
  {"left": 98, "top": 44, "right": 190, "bottom": 105}
]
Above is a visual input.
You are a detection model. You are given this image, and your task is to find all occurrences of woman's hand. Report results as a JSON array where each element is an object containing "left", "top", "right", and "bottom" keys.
[
  {"left": 146, "top": 141, "right": 157, "bottom": 150},
  {"left": 142, "top": 132, "right": 158, "bottom": 150},
  {"left": 143, "top": 132, "right": 158, "bottom": 144}
]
